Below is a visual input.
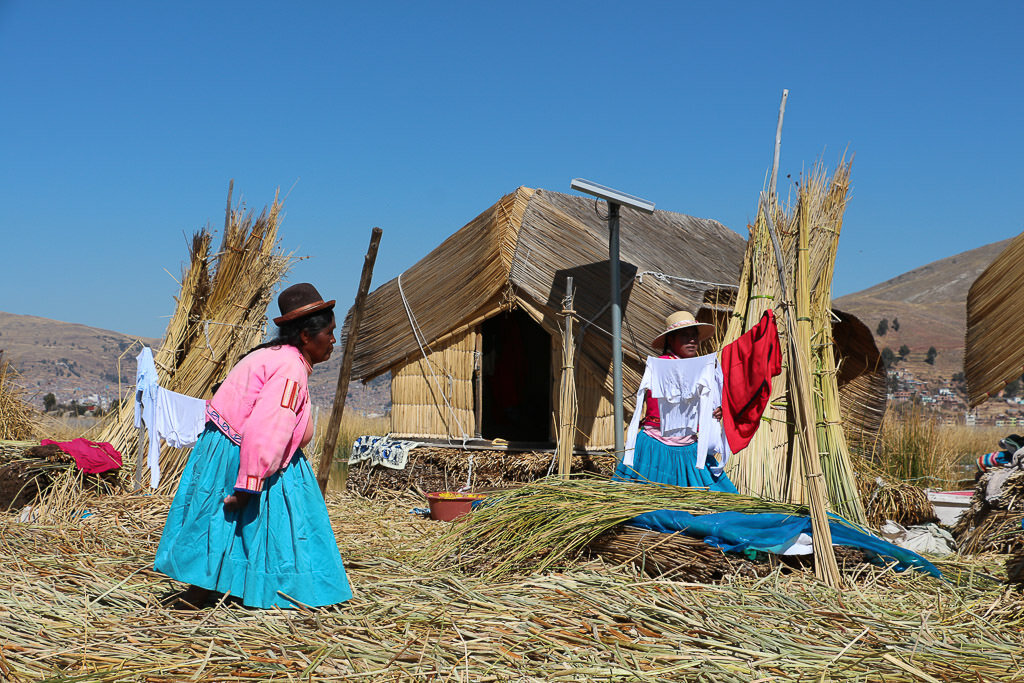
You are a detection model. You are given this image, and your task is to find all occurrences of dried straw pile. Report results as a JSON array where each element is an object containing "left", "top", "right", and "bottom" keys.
[
  {"left": 721, "top": 159, "right": 866, "bottom": 525},
  {"left": 953, "top": 468, "right": 1024, "bottom": 555},
  {"left": 91, "top": 191, "right": 292, "bottom": 491},
  {"left": 588, "top": 526, "right": 874, "bottom": 582},
  {"left": 586, "top": 525, "right": 774, "bottom": 582},
  {"left": 1, "top": 490, "right": 1021, "bottom": 681},
  {"left": 0, "top": 352, "right": 40, "bottom": 441},
  {"left": 852, "top": 455, "right": 936, "bottom": 528},
  {"left": 346, "top": 445, "right": 615, "bottom": 497}
]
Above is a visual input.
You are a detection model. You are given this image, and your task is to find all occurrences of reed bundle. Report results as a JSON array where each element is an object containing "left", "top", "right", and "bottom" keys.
[
  {"left": 852, "top": 455, "right": 935, "bottom": 528},
  {"left": 721, "top": 196, "right": 795, "bottom": 502},
  {"left": 427, "top": 475, "right": 809, "bottom": 577},
  {"left": 721, "top": 160, "right": 865, "bottom": 527},
  {"left": 1, "top": 491, "right": 1021, "bottom": 681},
  {"left": 965, "top": 229, "right": 1024, "bottom": 406},
  {"left": 1008, "top": 548, "right": 1024, "bottom": 584},
  {"left": 953, "top": 468, "right": 1024, "bottom": 554},
  {"left": 587, "top": 525, "right": 777, "bottom": 581},
  {"left": 955, "top": 510, "right": 1024, "bottom": 554},
  {"left": 346, "top": 445, "right": 616, "bottom": 497},
  {"left": 0, "top": 352, "right": 40, "bottom": 441},
  {"left": 90, "top": 190, "right": 292, "bottom": 491},
  {"left": 555, "top": 283, "right": 577, "bottom": 477}
]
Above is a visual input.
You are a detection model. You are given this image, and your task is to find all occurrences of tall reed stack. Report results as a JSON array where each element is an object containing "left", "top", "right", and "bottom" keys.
[
  {"left": 92, "top": 189, "right": 292, "bottom": 490},
  {"left": 0, "top": 351, "right": 40, "bottom": 441},
  {"left": 722, "top": 159, "right": 865, "bottom": 525}
]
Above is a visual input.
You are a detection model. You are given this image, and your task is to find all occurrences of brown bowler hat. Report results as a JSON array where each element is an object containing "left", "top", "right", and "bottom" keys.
[{"left": 273, "top": 283, "right": 335, "bottom": 325}]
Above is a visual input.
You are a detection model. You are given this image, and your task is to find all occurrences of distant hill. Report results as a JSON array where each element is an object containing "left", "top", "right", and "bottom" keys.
[
  {"left": 0, "top": 311, "right": 157, "bottom": 407},
  {"left": 4, "top": 235, "right": 1016, "bottom": 415},
  {"left": 834, "top": 238, "right": 1014, "bottom": 379},
  {"left": 0, "top": 310, "right": 390, "bottom": 414}
]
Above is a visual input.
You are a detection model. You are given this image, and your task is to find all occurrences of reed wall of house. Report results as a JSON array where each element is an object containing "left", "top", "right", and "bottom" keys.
[
  {"left": 390, "top": 329, "right": 476, "bottom": 439},
  {"left": 548, "top": 334, "right": 616, "bottom": 451}
]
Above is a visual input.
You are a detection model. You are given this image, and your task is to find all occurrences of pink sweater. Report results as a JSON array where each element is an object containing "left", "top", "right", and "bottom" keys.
[{"left": 207, "top": 345, "right": 313, "bottom": 493}]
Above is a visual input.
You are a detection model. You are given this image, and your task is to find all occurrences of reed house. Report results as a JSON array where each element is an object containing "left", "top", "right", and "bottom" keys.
[{"left": 344, "top": 187, "right": 750, "bottom": 450}]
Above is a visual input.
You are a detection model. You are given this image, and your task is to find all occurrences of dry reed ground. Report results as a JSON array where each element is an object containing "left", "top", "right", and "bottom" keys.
[{"left": 1, "top": 487, "right": 1022, "bottom": 682}]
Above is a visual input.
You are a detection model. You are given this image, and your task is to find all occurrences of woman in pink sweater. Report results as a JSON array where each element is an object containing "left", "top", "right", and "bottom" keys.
[{"left": 155, "top": 283, "right": 352, "bottom": 609}]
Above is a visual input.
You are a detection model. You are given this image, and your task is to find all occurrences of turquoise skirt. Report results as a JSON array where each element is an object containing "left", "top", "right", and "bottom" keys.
[
  {"left": 614, "top": 431, "right": 738, "bottom": 493},
  {"left": 154, "top": 425, "right": 352, "bottom": 609}
]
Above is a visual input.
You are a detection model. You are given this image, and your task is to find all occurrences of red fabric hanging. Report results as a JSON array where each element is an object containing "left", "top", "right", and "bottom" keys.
[
  {"left": 41, "top": 438, "right": 123, "bottom": 474},
  {"left": 721, "top": 310, "right": 782, "bottom": 453}
]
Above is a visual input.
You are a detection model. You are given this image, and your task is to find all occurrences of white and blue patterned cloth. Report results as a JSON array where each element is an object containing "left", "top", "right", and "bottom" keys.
[{"left": 348, "top": 435, "right": 421, "bottom": 470}]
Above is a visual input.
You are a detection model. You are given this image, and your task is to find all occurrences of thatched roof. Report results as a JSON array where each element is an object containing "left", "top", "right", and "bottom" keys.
[
  {"left": 966, "top": 231, "right": 1024, "bottom": 407},
  {"left": 833, "top": 309, "right": 887, "bottom": 446},
  {"left": 345, "top": 187, "right": 747, "bottom": 381}
]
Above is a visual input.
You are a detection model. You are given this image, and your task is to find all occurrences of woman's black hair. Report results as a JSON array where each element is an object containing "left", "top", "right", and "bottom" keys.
[{"left": 244, "top": 309, "right": 335, "bottom": 357}]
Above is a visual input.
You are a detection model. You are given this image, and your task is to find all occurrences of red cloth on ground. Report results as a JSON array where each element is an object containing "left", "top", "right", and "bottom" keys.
[
  {"left": 41, "top": 438, "right": 123, "bottom": 474},
  {"left": 720, "top": 310, "right": 782, "bottom": 453}
]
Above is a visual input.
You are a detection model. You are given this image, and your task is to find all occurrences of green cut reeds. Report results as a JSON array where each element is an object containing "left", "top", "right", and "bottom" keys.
[
  {"left": 721, "top": 158, "right": 865, "bottom": 527},
  {"left": 426, "top": 475, "right": 810, "bottom": 577}
]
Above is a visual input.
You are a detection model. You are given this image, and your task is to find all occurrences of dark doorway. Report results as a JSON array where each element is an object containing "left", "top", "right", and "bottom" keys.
[{"left": 480, "top": 309, "right": 551, "bottom": 443}]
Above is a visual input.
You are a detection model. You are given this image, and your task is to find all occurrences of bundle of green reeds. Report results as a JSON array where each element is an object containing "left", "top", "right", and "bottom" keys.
[
  {"left": 0, "top": 351, "right": 40, "bottom": 441},
  {"left": 427, "top": 475, "right": 808, "bottom": 577},
  {"left": 721, "top": 160, "right": 865, "bottom": 526},
  {"left": 89, "top": 187, "right": 292, "bottom": 492}
]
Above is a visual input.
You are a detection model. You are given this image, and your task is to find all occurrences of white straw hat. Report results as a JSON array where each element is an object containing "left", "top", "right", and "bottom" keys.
[{"left": 650, "top": 311, "right": 715, "bottom": 350}]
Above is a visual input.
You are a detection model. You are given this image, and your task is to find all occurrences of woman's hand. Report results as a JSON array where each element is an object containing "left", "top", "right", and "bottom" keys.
[
  {"left": 712, "top": 406, "right": 723, "bottom": 421},
  {"left": 223, "top": 491, "right": 252, "bottom": 511}
]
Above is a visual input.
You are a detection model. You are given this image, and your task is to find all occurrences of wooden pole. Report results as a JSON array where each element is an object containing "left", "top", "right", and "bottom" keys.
[
  {"left": 474, "top": 329, "right": 483, "bottom": 438},
  {"left": 763, "top": 89, "right": 841, "bottom": 588},
  {"left": 135, "top": 412, "right": 145, "bottom": 492},
  {"left": 557, "top": 277, "right": 577, "bottom": 478},
  {"left": 316, "top": 227, "right": 383, "bottom": 495}
]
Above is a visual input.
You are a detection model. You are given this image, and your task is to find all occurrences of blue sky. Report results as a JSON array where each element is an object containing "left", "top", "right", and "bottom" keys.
[{"left": 2, "top": 2, "right": 1021, "bottom": 339}]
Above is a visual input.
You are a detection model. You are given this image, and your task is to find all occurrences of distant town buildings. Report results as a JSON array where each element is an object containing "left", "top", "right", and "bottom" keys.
[{"left": 886, "top": 367, "right": 1021, "bottom": 426}]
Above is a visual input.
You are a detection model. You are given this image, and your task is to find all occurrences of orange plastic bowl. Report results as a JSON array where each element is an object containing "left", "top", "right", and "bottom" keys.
[{"left": 425, "top": 491, "right": 487, "bottom": 521}]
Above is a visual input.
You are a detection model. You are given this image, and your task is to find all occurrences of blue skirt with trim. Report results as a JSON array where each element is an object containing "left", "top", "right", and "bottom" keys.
[
  {"left": 154, "top": 425, "right": 352, "bottom": 609},
  {"left": 613, "top": 430, "right": 738, "bottom": 493}
]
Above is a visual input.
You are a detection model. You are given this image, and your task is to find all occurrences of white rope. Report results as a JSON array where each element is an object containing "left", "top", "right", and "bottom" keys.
[
  {"left": 635, "top": 270, "right": 739, "bottom": 291},
  {"left": 461, "top": 452, "right": 475, "bottom": 492},
  {"left": 397, "top": 273, "right": 471, "bottom": 444}
]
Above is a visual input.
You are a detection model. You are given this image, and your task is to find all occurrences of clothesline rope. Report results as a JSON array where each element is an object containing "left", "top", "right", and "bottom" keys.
[
  {"left": 397, "top": 273, "right": 471, "bottom": 445},
  {"left": 635, "top": 270, "right": 740, "bottom": 291}
]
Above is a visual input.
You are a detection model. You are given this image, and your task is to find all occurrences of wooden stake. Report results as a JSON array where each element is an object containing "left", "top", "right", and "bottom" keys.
[
  {"left": 474, "top": 329, "right": 483, "bottom": 438},
  {"left": 316, "top": 227, "right": 383, "bottom": 495},
  {"left": 763, "top": 89, "right": 842, "bottom": 588},
  {"left": 556, "top": 277, "right": 577, "bottom": 478}
]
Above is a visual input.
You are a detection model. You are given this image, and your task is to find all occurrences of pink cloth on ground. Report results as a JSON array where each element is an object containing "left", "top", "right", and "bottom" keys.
[{"left": 41, "top": 438, "right": 123, "bottom": 474}]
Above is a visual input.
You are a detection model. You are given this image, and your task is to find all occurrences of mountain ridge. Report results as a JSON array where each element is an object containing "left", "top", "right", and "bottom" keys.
[{"left": 2, "top": 235, "right": 1017, "bottom": 412}]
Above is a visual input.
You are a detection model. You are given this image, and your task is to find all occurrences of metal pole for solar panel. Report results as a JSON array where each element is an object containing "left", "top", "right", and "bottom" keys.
[{"left": 569, "top": 179, "right": 655, "bottom": 460}]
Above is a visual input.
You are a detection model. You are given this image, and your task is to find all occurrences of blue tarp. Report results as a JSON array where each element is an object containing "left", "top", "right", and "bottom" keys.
[{"left": 629, "top": 509, "right": 942, "bottom": 578}]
